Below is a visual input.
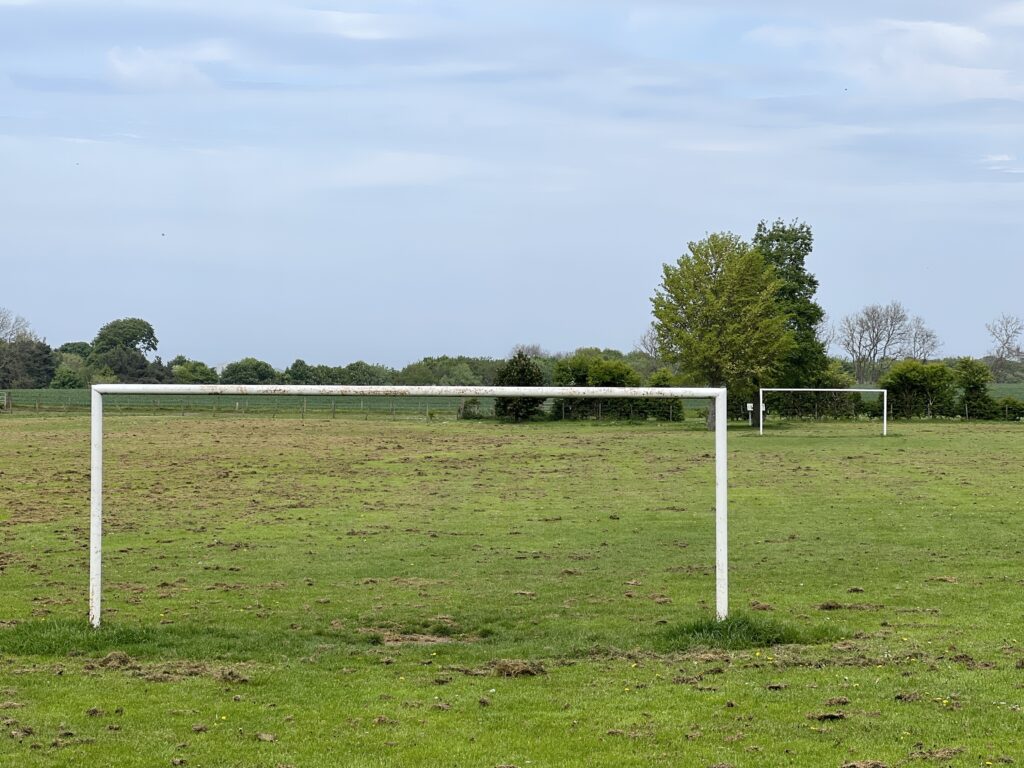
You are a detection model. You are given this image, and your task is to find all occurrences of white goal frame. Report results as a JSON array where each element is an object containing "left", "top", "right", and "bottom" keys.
[
  {"left": 758, "top": 387, "right": 887, "bottom": 436},
  {"left": 90, "top": 383, "right": 729, "bottom": 626}
]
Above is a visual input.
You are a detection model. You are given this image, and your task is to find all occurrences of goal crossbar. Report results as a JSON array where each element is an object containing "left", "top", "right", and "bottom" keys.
[
  {"left": 90, "top": 384, "right": 729, "bottom": 626},
  {"left": 758, "top": 387, "right": 887, "bottom": 436}
]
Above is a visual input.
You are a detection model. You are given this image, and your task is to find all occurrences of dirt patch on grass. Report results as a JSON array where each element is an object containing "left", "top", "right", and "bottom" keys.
[
  {"left": 96, "top": 651, "right": 140, "bottom": 671},
  {"left": 817, "top": 602, "right": 884, "bottom": 611},
  {"left": 947, "top": 652, "right": 996, "bottom": 670},
  {"left": 87, "top": 653, "right": 251, "bottom": 683},
  {"left": 359, "top": 629, "right": 455, "bottom": 645},
  {"left": 807, "top": 711, "right": 847, "bottom": 721},
  {"left": 443, "top": 659, "right": 546, "bottom": 678},
  {"left": 909, "top": 746, "right": 963, "bottom": 760},
  {"left": 489, "top": 659, "right": 546, "bottom": 677}
]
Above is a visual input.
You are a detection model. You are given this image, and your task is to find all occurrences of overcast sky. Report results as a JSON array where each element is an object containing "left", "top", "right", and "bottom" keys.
[{"left": 2, "top": 1, "right": 1022, "bottom": 368}]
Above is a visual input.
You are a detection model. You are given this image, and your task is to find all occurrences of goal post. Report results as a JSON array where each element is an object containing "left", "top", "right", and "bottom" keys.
[
  {"left": 89, "top": 383, "right": 730, "bottom": 627},
  {"left": 758, "top": 387, "right": 887, "bottom": 436}
]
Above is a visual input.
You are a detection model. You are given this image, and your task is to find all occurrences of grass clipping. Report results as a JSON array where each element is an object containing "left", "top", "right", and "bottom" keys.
[{"left": 657, "top": 613, "right": 837, "bottom": 652}]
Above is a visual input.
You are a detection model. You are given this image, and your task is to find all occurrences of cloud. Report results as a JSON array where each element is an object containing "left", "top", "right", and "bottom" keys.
[
  {"left": 754, "top": 16, "right": 1020, "bottom": 101},
  {"left": 746, "top": 24, "right": 817, "bottom": 48},
  {"left": 984, "top": 2, "right": 1024, "bottom": 26},
  {"left": 107, "top": 40, "right": 232, "bottom": 90},
  {"left": 876, "top": 19, "right": 990, "bottom": 59},
  {"left": 326, "top": 151, "right": 480, "bottom": 188},
  {"left": 308, "top": 10, "right": 433, "bottom": 41},
  {"left": 981, "top": 153, "right": 1024, "bottom": 173}
]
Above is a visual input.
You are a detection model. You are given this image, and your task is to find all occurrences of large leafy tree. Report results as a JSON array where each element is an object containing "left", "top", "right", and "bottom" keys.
[
  {"left": 752, "top": 219, "right": 828, "bottom": 386},
  {"left": 494, "top": 350, "right": 545, "bottom": 422},
  {"left": 88, "top": 318, "right": 159, "bottom": 383},
  {"left": 92, "top": 318, "right": 158, "bottom": 356},
  {"left": 652, "top": 232, "right": 794, "bottom": 423},
  {"left": 220, "top": 357, "right": 279, "bottom": 385}
]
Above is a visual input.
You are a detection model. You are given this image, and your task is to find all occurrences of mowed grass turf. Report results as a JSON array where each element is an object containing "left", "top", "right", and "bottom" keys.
[{"left": 0, "top": 413, "right": 1021, "bottom": 766}]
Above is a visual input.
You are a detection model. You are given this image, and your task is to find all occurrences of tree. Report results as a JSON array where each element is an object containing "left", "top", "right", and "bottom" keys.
[
  {"left": 954, "top": 357, "right": 995, "bottom": 419},
  {"left": 220, "top": 357, "right": 279, "bottom": 385},
  {"left": 0, "top": 307, "right": 33, "bottom": 343},
  {"left": 815, "top": 314, "right": 836, "bottom": 353},
  {"left": 510, "top": 343, "right": 547, "bottom": 359},
  {"left": 635, "top": 325, "right": 660, "bottom": 361},
  {"left": 986, "top": 314, "right": 1023, "bottom": 381},
  {"left": 905, "top": 316, "right": 941, "bottom": 361},
  {"left": 142, "top": 357, "right": 173, "bottom": 383},
  {"left": 0, "top": 338, "right": 57, "bottom": 388},
  {"left": 839, "top": 301, "right": 911, "bottom": 383},
  {"left": 284, "top": 359, "right": 315, "bottom": 384},
  {"left": 90, "top": 346, "right": 149, "bottom": 383},
  {"left": 494, "top": 351, "right": 545, "bottom": 422},
  {"left": 630, "top": 325, "right": 666, "bottom": 377},
  {"left": 59, "top": 341, "right": 93, "bottom": 358},
  {"left": 652, "top": 232, "right": 794, "bottom": 426},
  {"left": 88, "top": 318, "right": 159, "bottom": 383},
  {"left": 92, "top": 318, "right": 158, "bottom": 356},
  {"left": 170, "top": 357, "right": 219, "bottom": 384},
  {"left": 752, "top": 219, "right": 829, "bottom": 385},
  {"left": 338, "top": 361, "right": 395, "bottom": 385}
]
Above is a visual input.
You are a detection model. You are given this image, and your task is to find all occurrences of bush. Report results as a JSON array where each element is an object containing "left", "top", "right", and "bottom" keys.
[
  {"left": 49, "top": 364, "right": 88, "bottom": 389},
  {"left": 995, "top": 396, "right": 1024, "bottom": 420},
  {"left": 954, "top": 357, "right": 995, "bottom": 419},
  {"left": 494, "top": 352, "right": 545, "bottom": 422},
  {"left": 458, "top": 397, "right": 485, "bottom": 419},
  {"left": 878, "top": 360, "right": 956, "bottom": 419}
]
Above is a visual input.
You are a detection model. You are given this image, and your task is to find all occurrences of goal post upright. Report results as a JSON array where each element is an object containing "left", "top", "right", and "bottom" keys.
[
  {"left": 89, "top": 383, "right": 729, "bottom": 627},
  {"left": 89, "top": 387, "right": 103, "bottom": 628},
  {"left": 758, "top": 387, "right": 888, "bottom": 436},
  {"left": 714, "top": 390, "right": 728, "bottom": 619}
]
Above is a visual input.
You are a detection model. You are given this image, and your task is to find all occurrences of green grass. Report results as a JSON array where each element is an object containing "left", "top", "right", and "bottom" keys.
[
  {"left": 2, "top": 388, "right": 484, "bottom": 417},
  {"left": 0, "top": 414, "right": 1022, "bottom": 766},
  {"left": 657, "top": 613, "right": 838, "bottom": 652},
  {"left": 991, "top": 382, "right": 1024, "bottom": 400}
]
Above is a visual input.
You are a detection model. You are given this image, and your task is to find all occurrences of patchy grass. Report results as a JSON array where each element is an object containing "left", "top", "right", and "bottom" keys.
[{"left": 0, "top": 413, "right": 1022, "bottom": 766}]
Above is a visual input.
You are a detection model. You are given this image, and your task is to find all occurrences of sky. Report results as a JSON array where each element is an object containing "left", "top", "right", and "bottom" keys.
[{"left": 2, "top": 0, "right": 1022, "bottom": 369}]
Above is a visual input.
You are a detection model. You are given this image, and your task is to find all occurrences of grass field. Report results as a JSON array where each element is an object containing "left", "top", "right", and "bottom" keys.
[
  {"left": 2, "top": 389, "right": 487, "bottom": 418},
  {"left": 0, "top": 413, "right": 1022, "bottom": 766},
  {"left": 992, "top": 382, "right": 1024, "bottom": 400}
]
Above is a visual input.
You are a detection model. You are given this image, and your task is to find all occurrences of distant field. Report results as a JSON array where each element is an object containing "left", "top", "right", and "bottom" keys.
[
  {"left": 2, "top": 388, "right": 484, "bottom": 417},
  {"left": 0, "top": 415, "right": 1021, "bottom": 766},
  {"left": 991, "top": 382, "right": 1024, "bottom": 399},
  {"left": 0, "top": 389, "right": 703, "bottom": 420}
]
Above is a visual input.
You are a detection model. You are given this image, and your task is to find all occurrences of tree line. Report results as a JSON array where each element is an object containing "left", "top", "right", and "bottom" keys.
[{"left": 2, "top": 220, "right": 1021, "bottom": 423}]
